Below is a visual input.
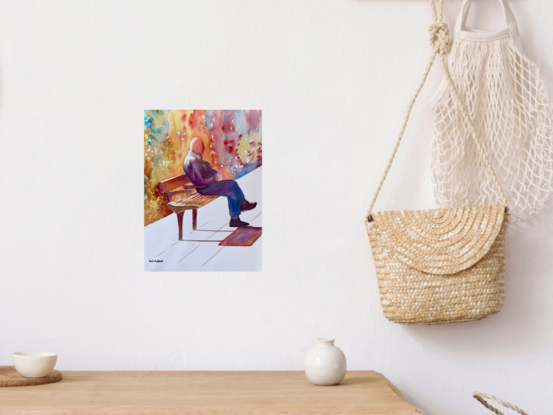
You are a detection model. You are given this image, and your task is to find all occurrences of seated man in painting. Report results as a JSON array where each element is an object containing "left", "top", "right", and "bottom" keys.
[{"left": 184, "top": 137, "right": 257, "bottom": 228}]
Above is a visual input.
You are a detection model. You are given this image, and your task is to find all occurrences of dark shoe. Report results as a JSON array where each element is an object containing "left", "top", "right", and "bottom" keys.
[
  {"left": 230, "top": 218, "right": 249, "bottom": 227},
  {"left": 240, "top": 201, "right": 257, "bottom": 212}
]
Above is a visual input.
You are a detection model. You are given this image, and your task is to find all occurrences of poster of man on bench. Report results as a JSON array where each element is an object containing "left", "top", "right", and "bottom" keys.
[{"left": 144, "top": 110, "right": 262, "bottom": 272}]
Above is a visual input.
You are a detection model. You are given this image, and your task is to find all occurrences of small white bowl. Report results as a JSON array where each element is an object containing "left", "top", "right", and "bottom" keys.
[{"left": 12, "top": 352, "right": 57, "bottom": 378}]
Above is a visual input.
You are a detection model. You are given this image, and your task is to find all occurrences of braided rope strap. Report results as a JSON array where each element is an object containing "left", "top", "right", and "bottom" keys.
[
  {"left": 474, "top": 392, "right": 529, "bottom": 415},
  {"left": 366, "top": 0, "right": 507, "bottom": 221}
]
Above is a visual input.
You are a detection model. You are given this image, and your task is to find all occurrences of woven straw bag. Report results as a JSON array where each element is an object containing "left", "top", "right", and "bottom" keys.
[
  {"left": 474, "top": 392, "right": 528, "bottom": 415},
  {"left": 365, "top": 0, "right": 509, "bottom": 324}
]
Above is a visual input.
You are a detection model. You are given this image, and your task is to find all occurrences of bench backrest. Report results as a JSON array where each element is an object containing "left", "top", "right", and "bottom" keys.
[{"left": 158, "top": 174, "right": 199, "bottom": 201}]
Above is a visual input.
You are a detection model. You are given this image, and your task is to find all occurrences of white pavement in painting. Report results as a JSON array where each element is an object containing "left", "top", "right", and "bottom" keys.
[{"left": 144, "top": 167, "right": 262, "bottom": 272}]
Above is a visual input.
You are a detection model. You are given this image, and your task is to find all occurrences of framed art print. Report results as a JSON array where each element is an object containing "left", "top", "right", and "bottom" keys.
[{"left": 144, "top": 110, "right": 262, "bottom": 272}]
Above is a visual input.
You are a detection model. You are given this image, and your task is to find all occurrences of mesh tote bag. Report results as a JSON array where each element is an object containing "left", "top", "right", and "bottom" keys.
[
  {"left": 429, "top": 0, "right": 553, "bottom": 223},
  {"left": 365, "top": 0, "right": 509, "bottom": 325}
]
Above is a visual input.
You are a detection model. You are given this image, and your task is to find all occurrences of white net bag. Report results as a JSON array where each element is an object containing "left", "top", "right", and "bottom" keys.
[{"left": 429, "top": 0, "right": 553, "bottom": 222}]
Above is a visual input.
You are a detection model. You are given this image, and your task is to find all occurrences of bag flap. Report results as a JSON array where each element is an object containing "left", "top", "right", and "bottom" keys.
[{"left": 368, "top": 205, "right": 506, "bottom": 275}]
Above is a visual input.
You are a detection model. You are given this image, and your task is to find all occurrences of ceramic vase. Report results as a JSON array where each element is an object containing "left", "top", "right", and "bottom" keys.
[{"left": 304, "top": 338, "right": 347, "bottom": 386}]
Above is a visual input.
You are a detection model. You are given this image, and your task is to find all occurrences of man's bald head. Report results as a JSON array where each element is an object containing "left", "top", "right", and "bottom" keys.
[{"left": 190, "top": 137, "right": 204, "bottom": 155}]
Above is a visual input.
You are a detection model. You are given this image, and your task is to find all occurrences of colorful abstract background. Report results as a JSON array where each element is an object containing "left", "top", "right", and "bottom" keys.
[{"left": 144, "top": 110, "right": 262, "bottom": 226}]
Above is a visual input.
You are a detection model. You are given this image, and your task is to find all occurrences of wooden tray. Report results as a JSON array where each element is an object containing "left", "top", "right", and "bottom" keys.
[{"left": 0, "top": 366, "right": 62, "bottom": 387}]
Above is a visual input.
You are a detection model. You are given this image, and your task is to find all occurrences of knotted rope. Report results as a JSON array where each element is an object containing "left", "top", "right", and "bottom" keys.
[
  {"left": 366, "top": 0, "right": 507, "bottom": 221},
  {"left": 429, "top": 22, "right": 451, "bottom": 55}
]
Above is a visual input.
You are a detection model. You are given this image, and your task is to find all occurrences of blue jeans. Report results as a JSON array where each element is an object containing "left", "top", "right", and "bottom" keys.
[{"left": 197, "top": 180, "right": 245, "bottom": 217}]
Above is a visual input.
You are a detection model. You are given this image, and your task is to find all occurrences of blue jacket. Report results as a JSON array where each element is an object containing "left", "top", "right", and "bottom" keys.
[{"left": 183, "top": 151, "right": 219, "bottom": 187}]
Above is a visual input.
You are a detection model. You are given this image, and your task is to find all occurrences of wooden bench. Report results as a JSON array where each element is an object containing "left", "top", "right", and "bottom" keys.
[{"left": 158, "top": 174, "right": 218, "bottom": 240}]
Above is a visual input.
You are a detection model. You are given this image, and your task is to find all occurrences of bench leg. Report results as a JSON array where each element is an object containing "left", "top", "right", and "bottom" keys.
[
  {"left": 192, "top": 209, "right": 198, "bottom": 230},
  {"left": 177, "top": 211, "right": 185, "bottom": 241}
]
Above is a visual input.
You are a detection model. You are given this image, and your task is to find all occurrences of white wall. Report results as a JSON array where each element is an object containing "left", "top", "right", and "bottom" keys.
[{"left": 1, "top": 0, "right": 552, "bottom": 413}]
